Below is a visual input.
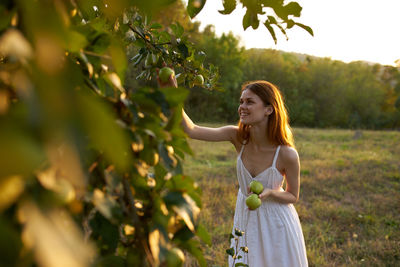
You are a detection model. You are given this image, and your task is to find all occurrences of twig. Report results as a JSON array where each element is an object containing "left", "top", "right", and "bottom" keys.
[
  {"left": 84, "top": 77, "right": 102, "bottom": 95},
  {"left": 122, "top": 175, "right": 140, "bottom": 225},
  {"left": 122, "top": 175, "right": 155, "bottom": 266},
  {"left": 83, "top": 50, "right": 112, "bottom": 59},
  {"left": 128, "top": 24, "right": 171, "bottom": 50}
]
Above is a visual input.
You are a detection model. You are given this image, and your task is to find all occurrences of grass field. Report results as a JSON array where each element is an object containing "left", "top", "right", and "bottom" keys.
[{"left": 183, "top": 125, "right": 400, "bottom": 267}]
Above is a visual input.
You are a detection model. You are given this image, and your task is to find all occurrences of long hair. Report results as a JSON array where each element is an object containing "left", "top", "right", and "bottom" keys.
[{"left": 237, "top": 80, "right": 294, "bottom": 147}]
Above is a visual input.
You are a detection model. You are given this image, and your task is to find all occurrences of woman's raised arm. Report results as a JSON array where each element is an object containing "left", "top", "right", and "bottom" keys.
[
  {"left": 181, "top": 109, "right": 238, "bottom": 142},
  {"left": 157, "top": 68, "right": 239, "bottom": 144}
]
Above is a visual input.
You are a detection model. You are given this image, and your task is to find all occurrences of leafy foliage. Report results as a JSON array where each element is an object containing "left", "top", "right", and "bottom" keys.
[
  {"left": 220, "top": 0, "right": 313, "bottom": 43},
  {"left": 226, "top": 228, "right": 248, "bottom": 267},
  {"left": 0, "top": 0, "right": 213, "bottom": 266}
]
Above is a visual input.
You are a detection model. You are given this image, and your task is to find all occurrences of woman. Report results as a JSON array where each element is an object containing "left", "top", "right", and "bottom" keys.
[{"left": 159, "top": 74, "right": 308, "bottom": 266}]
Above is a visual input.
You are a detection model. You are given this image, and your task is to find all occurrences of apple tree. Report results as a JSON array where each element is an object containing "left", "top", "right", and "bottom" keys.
[{"left": 0, "top": 0, "right": 310, "bottom": 266}]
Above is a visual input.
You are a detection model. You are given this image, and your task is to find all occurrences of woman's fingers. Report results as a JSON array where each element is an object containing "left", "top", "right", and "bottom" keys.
[{"left": 259, "top": 188, "right": 271, "bottom": 200}]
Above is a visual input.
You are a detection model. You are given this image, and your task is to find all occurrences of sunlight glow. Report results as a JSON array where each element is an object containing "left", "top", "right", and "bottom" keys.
[{"left": 192, "top": 0, "right": 400, "bottom": 66}]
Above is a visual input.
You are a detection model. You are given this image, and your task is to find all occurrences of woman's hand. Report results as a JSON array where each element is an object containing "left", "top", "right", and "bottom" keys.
[
  {"left": 156, "top": 68, "right": 178, "bottom": 88},
  {"left": 259, "top": 188, "right": 273, "bottom": 200},
  {"left": 248, "top": 186, "right": 272, "bottom": 200}
]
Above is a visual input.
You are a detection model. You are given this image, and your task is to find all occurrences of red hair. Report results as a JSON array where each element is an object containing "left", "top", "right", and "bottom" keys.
[{"left": 237, "top": 81, "right": 294, "bottom": 147}]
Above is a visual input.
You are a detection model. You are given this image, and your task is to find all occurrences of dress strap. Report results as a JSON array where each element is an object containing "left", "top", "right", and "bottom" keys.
[
  {"left": 239, "top": 145, "right": 245, "bottom": 156},
  {"left": 272, "top": 145, "right": 281, "bottom": 168}
]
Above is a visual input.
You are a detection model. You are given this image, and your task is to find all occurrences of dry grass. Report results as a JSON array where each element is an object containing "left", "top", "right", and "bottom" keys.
[{"left": 183, "top": 125, "right": 400, "bottom": 267}]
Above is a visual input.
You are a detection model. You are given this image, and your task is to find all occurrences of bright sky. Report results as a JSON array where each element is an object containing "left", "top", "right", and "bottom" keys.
[{"left": 190, "top": 0, "right": 400, "bottom": 66}]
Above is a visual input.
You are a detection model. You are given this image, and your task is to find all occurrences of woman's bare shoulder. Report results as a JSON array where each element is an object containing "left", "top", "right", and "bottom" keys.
[
  {"left": 224, "top": 125, "right": 241, "bottom": 152},
  {"left": 279, "top": 145, "right": 299, "bottom": 163}
]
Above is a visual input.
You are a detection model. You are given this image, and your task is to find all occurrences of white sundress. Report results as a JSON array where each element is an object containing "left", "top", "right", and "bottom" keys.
[{"left": 228, "top": 145, "right": 308, "bottom": 267}]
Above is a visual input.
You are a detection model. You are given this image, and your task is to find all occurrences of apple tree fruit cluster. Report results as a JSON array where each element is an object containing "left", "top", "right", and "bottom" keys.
[{"left": 0, "top": 0, "right": 215, "bottom": 266}]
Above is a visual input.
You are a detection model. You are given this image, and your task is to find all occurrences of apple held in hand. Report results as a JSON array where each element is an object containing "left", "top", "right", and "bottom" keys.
[
  {"left": 246, "top": 194, "right": 261, "bottom": 210},
  {"left": 249, "top": 180, "right": 263, "bottom": 195},
  {"left": 159, "top": 67, "right": 175, "bottom": 83}
]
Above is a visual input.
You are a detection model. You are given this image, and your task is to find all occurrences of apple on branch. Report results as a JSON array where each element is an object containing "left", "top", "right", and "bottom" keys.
[{"left": 158, "top": 67, "right": 175, "bottom": 83}]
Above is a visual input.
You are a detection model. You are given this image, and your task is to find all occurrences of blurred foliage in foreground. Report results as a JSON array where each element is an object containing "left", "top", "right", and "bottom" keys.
[{"left": 0, "top": 0, "right": 310, "bottom": 266}]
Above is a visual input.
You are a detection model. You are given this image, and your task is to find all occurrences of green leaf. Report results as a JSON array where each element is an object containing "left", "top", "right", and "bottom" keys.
[
  {"left": 187, "top": 0, "right": 206, "bottom": 19},
  {"left": 109, "top": 40, "right": 128, "bottom": 83},
  {"left": 177, "top": 43, "right": 189, "bottom": 58},
  {"left": 267, "top": 15, "right": 277, "bottom": 25},
  {"left": 173, "top": 225, "right": 195, "bottom": 242},
  {"left": 242, "top": 10, "right": 252, "bottom": 30},
  {"left": 219, "top": 0, "right": 236, "bottom": 15},
  {"left": 226, "top": 247, "right": 235, "bottom": 256},
  {"left": 234, "top": 228, "right": 243, "bottom": 236},
  {"left": 77, "top": 93, "right": 131, "bottom": 170},
  {"left": 196, "top": 224, "right": 211, "bottom": 246},
  {"left": 76, "top": 0, "right": 102, "bottom": 20},
  {"left": 295, "top": 22, "right": 314, "bottom": 36},
  {"left": 182, "top": 239, "right": 207, "bottom": 267},
  {"left": 89, "top": 212, "right": 120, "bottom": 254},
  {"left": 93, "top": 255, "right": 125, "bottom": 267},
  {"left": 235, "top": 263, "right": 249, "bottom": 267},
  {"left": 163, "top": 191, "right": 186, "bottom": 207},
  {"left": 0, "top": 126, "right": 45, "bottom": 179},
  {"left": 0, "top": 217, "right": 22, "bottom": 266},
  {"left": 150, "top": 22, "right": 163, "bottom": 29},
  {"left": 264, "top": 21, "right": 277, "bottom": 44},
  {"left": 161, "top": 86, "right": 189, "bottom": 106},
  {"left": 158, "top": 31, "right": 171, "bottom": 43},
  {"left": 170, "top": 22, "right": 184, "bottom": 38},
  {"left": 133, "top": 53, "right": 144, "bottom": 66},
  {"left": 164, "top": 190, "right": 199, "bottom": 232},
  {"left": 287, "top": 19, "right": 295, "bottom": 29},
  {"left": 251, "top": 15, "right": 260, "bottom": 29},
  {"left": 65, "top": 30, "right": 88, "bottom": 52},
  {"left": 166, "top": 175, "right": 197, "bottom": 193},
  {"left": 165, "top": 105, "right": 183, "bottom": 132},
  {"left": 91, "top": 188, "right": 122, "bottom": 222},
  {"left": 0, "top": 7, "right": 14, "bottom": 32},
  {"left": 285, "top": 2, "right": 302, "bottom": 17},
  {"left": 272, "top": 5, "right": 288, "bottom": 20},
  {"left": 90, "top": 33, "right": 111, "bottom": 54}
]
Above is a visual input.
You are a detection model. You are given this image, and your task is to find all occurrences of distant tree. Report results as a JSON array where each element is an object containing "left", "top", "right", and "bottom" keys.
[{"left": 186, "top": 25, "right": 245, "bottom": 122}]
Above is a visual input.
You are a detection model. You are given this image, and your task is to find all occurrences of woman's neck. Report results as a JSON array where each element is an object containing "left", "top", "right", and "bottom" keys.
[{"left": 248, "top": 121, "right": 274, "bottom": 149}]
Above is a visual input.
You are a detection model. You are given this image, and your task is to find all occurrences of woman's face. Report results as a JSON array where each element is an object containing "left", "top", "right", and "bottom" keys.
[{"left": 238, "top": 89, "right": 270, "bottom": 125}]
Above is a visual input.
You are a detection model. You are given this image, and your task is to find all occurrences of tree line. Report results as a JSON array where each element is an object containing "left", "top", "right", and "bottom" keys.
[{"left": 181, "top": 25, "right": 400, "bottom": 129}]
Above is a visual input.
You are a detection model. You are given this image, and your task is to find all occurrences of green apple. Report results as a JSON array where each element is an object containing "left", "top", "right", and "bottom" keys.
[
  {"left": 166, "top": 247, "right": 185, "bottom": 267},
  {"left": 249, "top": 180, "right": 263, "bottom": 195},
  {"left": 144, "top": 53, "right": 152, "bottom": 68},
  {"left": 246, "top": 194, "right": 261, "bottom": 210},
  {"left": 159, "top": 67, "right": 175, "bottom": 83},
  {"left": 193, "top": 74, "right": 204, "bottom": 85},
  {"left": 145, "top": 53, "right": 158, "bottom": 68}
]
